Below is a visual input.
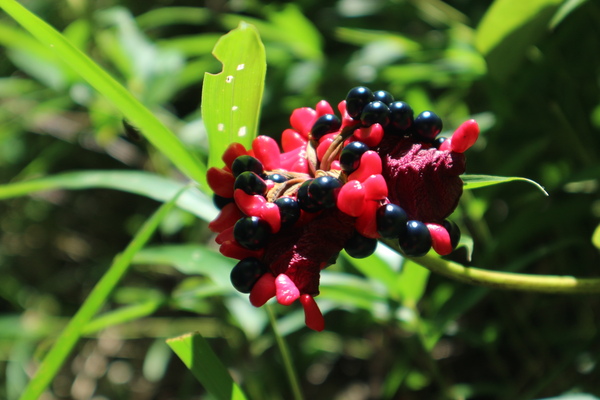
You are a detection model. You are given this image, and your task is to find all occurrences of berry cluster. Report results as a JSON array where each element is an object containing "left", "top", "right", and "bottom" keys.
[{"left": 207, "top": 87, "right": 479, "bottom": 331}]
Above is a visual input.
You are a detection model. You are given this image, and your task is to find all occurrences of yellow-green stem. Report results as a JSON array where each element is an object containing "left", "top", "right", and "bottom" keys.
[{"left": 383, "top": 240, "right": 600, "bottom": 294}]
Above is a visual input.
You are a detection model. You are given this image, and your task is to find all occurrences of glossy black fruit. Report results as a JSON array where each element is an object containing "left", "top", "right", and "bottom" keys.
[
  {"left": 372, "top": 90, "right": 394, "bottom": 105},
  {"left": 388, "top": 101, "right": 414, "bottom": 132},
  {"left": 213, "top": 193, "right": 233, "bottom": 210},
  {"left": 360, "top": 101, "right": 390, "bottom": 127},
  {"left": 232, "top": 155, "right": 264, "bottom": 177},
  {"left": 376, "top": 204, "right": 408, "bottom": 239},
  {"left": 297, "top": 179, "right": 322, "bottom": 212},
  {"left": 434, "top": 136, "right": 447, "bottom": 149},
  {"left": 311, "top": 114, "right": 341, "bottom": 140},
  {"left": 340, "top": 141, "right": 369, "bottom": 173},
  {"left": 230, "top": 257, "right": 267, "bottom": 293},
  {"left": 234, "top": 171, "right": 267, "bottom": 195},
  {"left": 344, "top": 231, "right": 378, "bottom": 258},
  {"left": 399, "top": 220, "right": 432, "bottom": 257},
  {"left": 233, "top": 216, "right": 271, "bottom": 250},
  {"left": 413, "top": 111, "right": 443, "bottom": 141},
  {"left": 346, "top": 86, "right": 374, "bottom": 119},
  {"left": 308, "top": 176, "right": 342, "bottom": 208},
  {"left": 443, "top": 219, "right": 461, "bottom": 249},
  {"left": 267, "top": 173, "right": 287, "bottom": 183},
  {"left": 275, "top": 197, "right": 301, "bottom": 227}
]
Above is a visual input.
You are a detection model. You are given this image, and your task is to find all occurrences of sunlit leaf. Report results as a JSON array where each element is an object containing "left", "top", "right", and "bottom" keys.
[
  {"left": 0, "top": 170, "right": 217, "bottom": 222},
  {"left": 167, "top": 332, "right": 248, "bottom": 400},
  {"left": 592, "top": 224, "right": 600, "bottom": 250},
  {"left": 395, "top": 259, "right": 431, "bottom": 306},
  {"left": 462, "top": 174, "right": 548, "bottom": 195},
  {"left": 0, "top": 0, "right": 207, "bottom": 188},
  {"left": 203, "top": 22, "right": 266, "bottom": 169},
  {"left": 549, "top": 0, "right": 589, "bottom": 29},
  {"left": 475, "top": 0, "right": 562, "bottom": 80},
  {"left": 18, "top": 187, "right": 185, "bottom": 400}
]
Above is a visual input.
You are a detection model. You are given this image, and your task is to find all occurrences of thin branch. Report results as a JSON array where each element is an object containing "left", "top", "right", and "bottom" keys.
[{"left": 382, "top": 240, "right": 600, "bottom": 294}]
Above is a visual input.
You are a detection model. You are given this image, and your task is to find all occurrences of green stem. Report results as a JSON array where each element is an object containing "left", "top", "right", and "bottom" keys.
[
  {"left": 382, "top": 239, "right": 600, "bottom": 294},
  {"left": 418, "top": 253, "right": 600, "bottom": 294},
  {"left": 266, "top": 305, "right": 303, "bottom": 400},
  {"left": 19, "top": 188, "right": 188, "bottom": 400}
]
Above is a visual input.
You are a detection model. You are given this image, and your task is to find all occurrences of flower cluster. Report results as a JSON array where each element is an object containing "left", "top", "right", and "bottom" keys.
[{"left": 207, "top": 87, "right": 479, "bottom": 331}]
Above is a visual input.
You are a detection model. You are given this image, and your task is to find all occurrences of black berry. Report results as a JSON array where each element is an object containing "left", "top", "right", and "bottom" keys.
[
  {"left": 373, "top": 90, "right": 394, "bottom": 105},
  {"left": 232, "top": 155, "right": 264, "bottom": 177},
  {"left": 361, "top": 101, "right": 390, "bottom": 127},
  {"left": 275, "top": 197, "right": 301, "bottom": 227},
  {"left": 344, "top": 231, "right": 378, "bottom": 258},
  {"left": 233, "top": 216, "right": 271, "bottom": 250},
  {"left": 434, "top": 136, "right": 447, "bottom": 149},
  {"left": 297, "top": 179, "right": 322, "bottom": 212},
  {"left": 388, "top": 101, "right": 414, "bottom": 132},
  {"left": 230, "top": 257, "right": 267, "bottom": 293},
  {"left": 443, "top": 219, "right": 461, "bottom": 249},
  {"left": 376, "top": 204, "right": 408, "bottom": 239},
  {"left": 234, "top": 171, "right": 267, "bottom": 195},
  {"left": 267, "top": 173, "right": 287, "bottom": 183},
  {"left": 340, "top": 141, "right": 369, "bottom": 173},
  {"left": 346, "top": 86, "right": 374, "bottom": 119},
  {"left": 213, "top": 193, "right": 233, "bottom": 210},
  {"left": 308, "top": 176, "right": 342, "bottom": 208},
  {"left": 399, "top": 220, "right": 432, "bottom": 257},
  {"left": 311, "top": 114, "right": 341, "bottom": 141},
  {"left": 413, "top": 111, "right": 443, "bottom": 141}
]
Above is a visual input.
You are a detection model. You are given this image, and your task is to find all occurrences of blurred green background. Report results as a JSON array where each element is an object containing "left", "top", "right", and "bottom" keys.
[{"left": 0, "top": 0, "right": 599, "bottom": 399}]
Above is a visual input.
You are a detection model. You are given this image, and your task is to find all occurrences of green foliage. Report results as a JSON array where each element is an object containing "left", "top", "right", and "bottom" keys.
[
  {"left": 167, "top": 333, "right": 248, "bottom": 400},
  {"left": 0, "top": 0, "right": 599, "bottom": 399},
  {"left": 202, "top": 22, "right": 266, "bottom": 169}
]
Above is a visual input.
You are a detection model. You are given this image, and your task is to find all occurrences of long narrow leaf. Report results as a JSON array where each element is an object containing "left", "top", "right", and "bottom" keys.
[
  {"left": 202, "top": 22, "right": 266, "bottom": 169},
  {"left": 0, "top": 170, "right": 217, "bottom": 222},
  {"left": 167, "top": 333, "right": 248, "bottom": 400},
  {"left": 462, "top": 174, "right": 548, "bottom": 195},
  {"left": 18, "top": 187, "right": 187, "bottom": 400},
  {"left": 0, "top": 0, "right": 207, "bottom": 188}
]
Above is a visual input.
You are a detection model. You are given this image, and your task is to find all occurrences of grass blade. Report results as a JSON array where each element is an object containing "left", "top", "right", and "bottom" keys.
[
  {"left": 0, "top": 0, "right": 207, "bottom": 189},
  {"left": 18, "top": 187, "right": 188, "bottom": 400},
  {"left": 167, "top": 332, "right": 248, "bottom": 400},
  {"left": 0, "top": 170, "right": 217, "bottom": 222},
  {"left": 462, "top": 174, "right": 548, "bottom": 195}
]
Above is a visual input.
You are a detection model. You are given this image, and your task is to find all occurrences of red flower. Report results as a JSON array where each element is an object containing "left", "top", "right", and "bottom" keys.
[{"left": 207, "top": 87, "right": 479, "bottom": 331}]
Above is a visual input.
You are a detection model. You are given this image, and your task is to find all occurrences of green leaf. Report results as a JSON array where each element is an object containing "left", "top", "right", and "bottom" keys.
[
  {"left": 82, "top": 297, "right": 166, "bottom": 334},
  {"left": 132, "top": 244, "right": 235, "bottom": 288},
  {"left": 319, "top": 272, "right": 388, "bottom": 312},
  {"left": 395, "top": 259, "right": 431, "bottom": 306},
  {"left": 0, "top": 170, "right": 217, "bottom": 222},
  {"left": 167, "top": 332, "right": 248, "bottom": 400},
  {"left": 340, "top": 243, "right": 402, "bottom": 299},
  {"left": 18, "top": 187, "right": 187, "bottom": 400},
  {"left": 549, "top": 0, "right": 589, "bottom": 29},
  {"left": 136, "top": 7, "right": 211, "bottom": 29},
  {"left": 202, "top": 22, "right": 266, "bottom": 169},
  {"left": 592, "top": 224, "right": 600, "bottom": 250},
  {"left": 462, "top": 174, "right": 549, "bottom": 195},
  {"left": 475, "top": 0, "right": 563, "bottom": 80},
  {"left": 0, "top": 0, "right": 207, "bottom": 188},
  {"left": 222, "top": 5, "right": 323, "bottom": 61}
]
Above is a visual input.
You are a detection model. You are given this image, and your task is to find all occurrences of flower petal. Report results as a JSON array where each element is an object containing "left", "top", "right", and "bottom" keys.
[
  {"left": 300, "top": 294, "right": 325, "bottom": 332},
  {"left": 275, "top": 274, "right": 301, "bottom": 305}
]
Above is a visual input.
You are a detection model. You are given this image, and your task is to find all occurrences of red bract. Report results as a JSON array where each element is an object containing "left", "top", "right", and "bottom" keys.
[{"left": 206, "top": 87, "right": 480, "bottom": 331}]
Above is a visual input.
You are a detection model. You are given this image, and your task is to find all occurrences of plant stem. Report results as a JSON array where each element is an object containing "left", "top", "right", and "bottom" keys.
[
  {"left": 413, "top": 251, "right": 600, "bottom": 294},
  {"left": 266, "top": 305, "right": 304, "bottom": 400},
  {"left": 382, "top": 239, "right": 600, "bottom": 293}
]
